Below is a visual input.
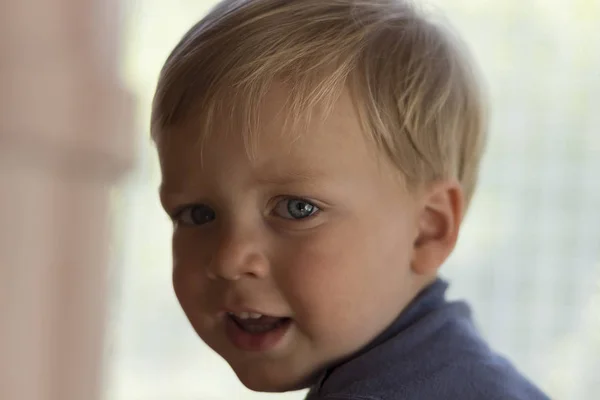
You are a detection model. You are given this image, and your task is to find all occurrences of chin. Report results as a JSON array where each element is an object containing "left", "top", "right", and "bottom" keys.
[
  {"left": 238, "top": 378, "right": 289, "bottom": 393},
  {"left": 234, "top": 367, "right": 316, "bottom": 393}
]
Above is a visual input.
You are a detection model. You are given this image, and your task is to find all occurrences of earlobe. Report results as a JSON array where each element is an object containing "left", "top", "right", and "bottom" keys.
[{"left": 411, "top": 181, "right": 464, "bottom": 276}]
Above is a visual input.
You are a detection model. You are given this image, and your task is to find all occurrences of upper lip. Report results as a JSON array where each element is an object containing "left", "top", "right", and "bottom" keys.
[
  {"left": 222, "top": 305, "right": 287, "bottom": 318},
  {"left": 220, "top": 289, "right": 289, "bottom": 318}
]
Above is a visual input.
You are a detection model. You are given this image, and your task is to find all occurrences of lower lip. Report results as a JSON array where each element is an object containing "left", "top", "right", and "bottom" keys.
[{"left": 224, "top": 316, "right": 292, "bottom": 352}]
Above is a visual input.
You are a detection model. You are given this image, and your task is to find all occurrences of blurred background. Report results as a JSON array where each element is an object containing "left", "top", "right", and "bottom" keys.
[{"left": 103, "top": 0, "right": 600, "bottom": 399}]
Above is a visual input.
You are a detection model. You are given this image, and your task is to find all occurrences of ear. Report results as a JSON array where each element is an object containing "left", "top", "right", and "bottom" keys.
[{"left": 411, "top": 180, "right": 464, "bottom": 276}]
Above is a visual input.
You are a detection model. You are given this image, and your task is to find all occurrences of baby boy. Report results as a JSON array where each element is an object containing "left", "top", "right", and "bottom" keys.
[{"left": 152, "top": 0, "right": 550, "bottom": 398}]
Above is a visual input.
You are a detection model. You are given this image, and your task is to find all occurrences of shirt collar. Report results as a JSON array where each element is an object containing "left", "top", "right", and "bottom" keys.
[{"left": 307, "top": 278, "right": 449, "bottom": 396}]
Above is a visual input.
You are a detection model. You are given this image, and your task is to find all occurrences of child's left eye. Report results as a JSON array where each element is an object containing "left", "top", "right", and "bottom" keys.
[{"left": 273, "top": 198, "right": 320, "bottom": 220}]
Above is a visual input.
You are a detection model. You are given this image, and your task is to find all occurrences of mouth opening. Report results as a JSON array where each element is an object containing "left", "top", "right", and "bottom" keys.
[{"left": 228, "top": 314, "right": 292, "bottom": 334}]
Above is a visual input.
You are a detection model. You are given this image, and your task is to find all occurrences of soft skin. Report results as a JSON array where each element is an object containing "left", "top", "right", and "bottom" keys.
[{"left": 157, "top": 83, "right": 463, "bottom": 392}]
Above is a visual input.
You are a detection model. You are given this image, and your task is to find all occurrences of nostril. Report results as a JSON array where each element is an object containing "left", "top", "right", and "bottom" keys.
[
  {"left": 206, "top": 265, "right": 244, "bottom": 281},
  {"left": 207, "top": 238, "right": 269, "bottom": 281}
]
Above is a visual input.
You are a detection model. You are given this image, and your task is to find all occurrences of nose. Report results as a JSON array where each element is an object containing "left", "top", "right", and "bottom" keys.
[{"left": 206, "top": 225, "right": 270, "bottom": 281}]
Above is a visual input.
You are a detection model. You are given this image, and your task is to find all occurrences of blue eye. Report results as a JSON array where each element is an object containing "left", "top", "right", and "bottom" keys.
[
  {"left": 175, "top": 204, "right": 216, "bottom": 226},
  {"left": 274, "top": 198, "right": 319, "bottom": 220}
]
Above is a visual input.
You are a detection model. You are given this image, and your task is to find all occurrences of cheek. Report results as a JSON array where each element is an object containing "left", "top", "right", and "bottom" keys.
[
  {"left": 274, "top": 225, "right": 375, "bottom": 322},
  {"left": 280, "top": 216, "right": 413, "bottom": 293},
  {"left": 274, "top": 217, "right": 415, "bottom": 338},
  {"left": 172, "top": 229, "right": 213, "bottom": 270},
  {"left": 171, "top": 231, "right": 211, "bottom": 310}
]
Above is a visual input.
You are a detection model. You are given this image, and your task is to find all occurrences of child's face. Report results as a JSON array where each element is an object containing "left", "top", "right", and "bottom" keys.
[{"left": 158, "top": 84, "right": 426, "bottom": 392}]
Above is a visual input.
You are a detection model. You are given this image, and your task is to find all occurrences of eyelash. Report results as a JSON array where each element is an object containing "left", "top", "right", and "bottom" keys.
[
  {"left": 172, "top": 204, "right": 215, "bottom": 226},
  {"left": 272, "top": 197, "right": 321, "bottom": 220},
  {"left": 171, "top": 197, "right": 321, "bottom": 226}
]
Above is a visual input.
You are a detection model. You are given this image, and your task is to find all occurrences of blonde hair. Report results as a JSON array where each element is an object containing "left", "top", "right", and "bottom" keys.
[{"left": 151, "top": 0, "right": 487, "bottom": 208}]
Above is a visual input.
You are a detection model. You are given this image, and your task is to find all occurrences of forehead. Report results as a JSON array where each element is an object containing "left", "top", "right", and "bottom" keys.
[{"left": 157, "top": 84, "right": 383, "bottom": 191}]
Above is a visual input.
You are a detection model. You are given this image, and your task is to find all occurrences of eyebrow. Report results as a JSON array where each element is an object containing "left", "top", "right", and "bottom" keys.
[
  {"left": 254, "top": 168, "right": 326, "bottom": 186},
  {"left": 159, "top": 168, "right": 326, "bottom": 207}
]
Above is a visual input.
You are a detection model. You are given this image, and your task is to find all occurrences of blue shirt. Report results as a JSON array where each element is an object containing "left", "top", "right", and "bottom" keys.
[{"left": 305, "top": 279, "right": 550, "bottom": 400}]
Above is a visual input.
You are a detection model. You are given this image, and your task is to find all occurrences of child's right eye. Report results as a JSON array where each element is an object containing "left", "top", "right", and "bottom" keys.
[{"left": 174, "top": 204, "right": 216, "bottom": 226}]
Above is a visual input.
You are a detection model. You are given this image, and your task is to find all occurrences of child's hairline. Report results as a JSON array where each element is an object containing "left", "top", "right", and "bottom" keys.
[{"left": 151, "top": 73, "right": 381, "bottom": 163}]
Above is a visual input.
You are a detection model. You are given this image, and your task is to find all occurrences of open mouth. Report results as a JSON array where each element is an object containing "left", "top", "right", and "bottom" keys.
[
  {"left": 227, "top": 312, "right": 291, "bottom": 334},
  {"left": 225, "top": 312, "right": 293, "bottom": 351}
]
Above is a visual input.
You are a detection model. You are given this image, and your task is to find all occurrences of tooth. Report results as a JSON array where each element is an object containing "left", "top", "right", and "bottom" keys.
[
  {"left": 249, "top": 313, "right": 262, "bottom": 319},
  {"left": 238, "top": 312, "right": 250, "bottom": 319}
]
